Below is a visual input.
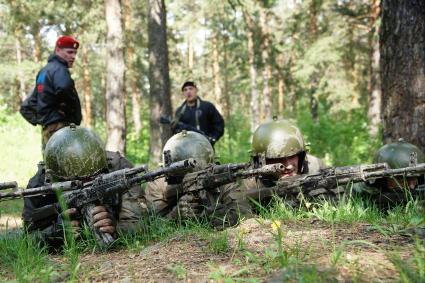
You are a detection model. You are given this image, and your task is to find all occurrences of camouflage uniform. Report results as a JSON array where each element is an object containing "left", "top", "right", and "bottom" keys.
[
  {"left": 22, "top": 125, "right": 142, "bottom": 248},
  {"left": 351, "top": 140, "right": 425, "bottom": 208},
  {"left": 215, "top": 119, "right": 335, "bottom": 220},
  {"left": 120, "top": 131, "right": 248, "bottom": 229}
]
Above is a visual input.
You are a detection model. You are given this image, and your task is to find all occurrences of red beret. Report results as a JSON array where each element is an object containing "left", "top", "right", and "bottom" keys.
[{"left": 56, "top": 36, "right": 79, "bottom": 49}]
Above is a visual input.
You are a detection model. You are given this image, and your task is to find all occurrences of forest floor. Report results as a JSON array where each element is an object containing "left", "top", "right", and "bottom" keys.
[{"left": 1, "top": 215, "right": 417, "bottom": 282}]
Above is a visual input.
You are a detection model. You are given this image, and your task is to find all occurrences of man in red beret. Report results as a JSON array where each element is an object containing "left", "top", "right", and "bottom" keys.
[{"left": 20, "top": 35, "right": 82, "bottom": 149}]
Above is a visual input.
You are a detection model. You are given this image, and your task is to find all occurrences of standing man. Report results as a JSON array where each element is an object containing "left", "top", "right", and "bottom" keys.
[
  {"left": 20, "top": 36, "right": 82, "bottom": 149},
  {"left": 173, "top": 81, "right": 224, "bottom": 146}
]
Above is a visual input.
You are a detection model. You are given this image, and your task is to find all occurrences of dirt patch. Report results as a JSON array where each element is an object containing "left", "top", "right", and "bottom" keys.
[
  {"left": 67, "top": 218, "right": 415, "bottom": 282},
  {"left": 0, "top": 214, "right": 22, "bottom": 230}
]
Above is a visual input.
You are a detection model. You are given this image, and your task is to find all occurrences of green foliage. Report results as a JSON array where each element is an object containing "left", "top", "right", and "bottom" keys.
[
  {"left": 297, "top": 105, "right": 381, "bottom": 166},
  {"left": 0, "top": 109, "right": 41, "bottom": 187},
  {"left": 215, "top": 110, "right": 252, "bottom": 164},
  {"left": 207, "top": 230, "right": 229, "bottom": 254},
  {"left": 0, "top": 231, "right": 59, "bottom": 282},
  {"left": 390, "top": 238, "right": 425, "bottom": 283}
]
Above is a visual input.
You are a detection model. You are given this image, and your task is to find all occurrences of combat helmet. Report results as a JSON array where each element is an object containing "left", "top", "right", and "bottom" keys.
[
  {"left": 44, "top": 124, "right": 108, "bottom": 181},
  {"left": 251, "top": 119, "right": 306, "bottom": 172},
  {"left": 374, "top": 139, "right": 425, "bottom": 169},
  {"left": 163, "top": 130, "right": 214, "bottom": 170}
]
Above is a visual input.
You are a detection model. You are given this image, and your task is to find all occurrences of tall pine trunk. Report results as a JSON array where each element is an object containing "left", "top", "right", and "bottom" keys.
[
  {"left": 31, "top": 23, "right": 42, "bottom": 63},
  {"left": 211, "top": 32, "right": 223, "bottom": 115},
  {"left": 243, "top": 11, "right": 259, "bottom": 133},
  {"left": 380, "top": 0, "right": 425, "bottom": 152},
  {"left": 123, "top": 0, "right": 142, "bottom": 136},
  {"left": 148, "top": 0, "right": 173, "bottom": 165},
  {"left": 309, "top": 0, "right": 319, "bottom": 122},
  {"left": 14, "top": 31, "right": 25, "bottom": 102},
  {"left": 105, "top": 0, "right": 126, "bottom": 154},
  {"left": 81, "top": 46, "right": 93, "bottom": 128},
  {"left": 259, "top": 6, "right": 272, "bottom": 121},
  {"left": 367, "top": 0, "right": 381, "bottom": 138}
]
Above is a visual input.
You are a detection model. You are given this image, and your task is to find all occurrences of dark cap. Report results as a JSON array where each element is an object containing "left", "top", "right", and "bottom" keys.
[
  {"left": 56, "top": 36, "right": 79, "bottom": 49},
  {"left": 181, "top": 81, "right": 197, "bottom": 91}
]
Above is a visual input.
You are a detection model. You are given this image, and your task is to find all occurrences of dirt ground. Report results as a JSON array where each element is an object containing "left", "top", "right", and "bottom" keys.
[
  {"left": 51, "top": 218, "right": 415, "bottom": 282},
  {"left": 0, "top": 214, "right": 416, "bottom": 282}
]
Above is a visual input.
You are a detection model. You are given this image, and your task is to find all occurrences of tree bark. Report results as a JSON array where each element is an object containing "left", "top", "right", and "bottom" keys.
[
  {"left": 367, "top": 0, "right": 381, "bottom": 138},
  {"left": 148, "top": 0, "right": 173, "bottom": 165},
  {"left": 81, "top": 46, "right": 93, "bottom": 128},
  {"left": 123, "top": 0, "right": 142, "bottom": 136},
  {"left": 105, "top": 0, "right": 126, "bottom": 154},
  {"left": 380, "top": 0, "right": 425, "bottom": 152},
  {"left": 309, "top": 0, "right": 319, "bottom": 122},
  {"left": 243, "top": 10, "right": 259, "bottom": 133},
  {"left": 31, "top": 22, "right": 42, "bottom": 63},
  {"left": 14, "top": 32, "right": 25, "bottom": 102},
  {"left": 259, "top": 5, "right": 272, "bottom": 122},
  {"left": 223, "top": 35, "right": 230, "bottom": 120},
  {"left": 211, "top": 32, "right": 223, "bottom": 115}
]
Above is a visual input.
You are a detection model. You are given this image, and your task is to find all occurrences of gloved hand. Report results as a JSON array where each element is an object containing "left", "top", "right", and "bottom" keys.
[
  {"left": 91, "top": 205, "right": 116, "bottom": 234},
  {"left": 60, "top": 207, "right": 81, "bottom": 239},
  {"left": 166, "top": 194, "right": 202, "bottom": 220}
]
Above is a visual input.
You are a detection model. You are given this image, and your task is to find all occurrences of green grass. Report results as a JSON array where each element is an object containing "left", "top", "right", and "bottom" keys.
[
  {"left": 0, "top": 110, "right": 423, "bottom": 281},
  {"left": 0, "top": 111, "right": 41, "bottom": 187},
  {"left": 0, "top": 231, "right": 59, "bottom": 282}
]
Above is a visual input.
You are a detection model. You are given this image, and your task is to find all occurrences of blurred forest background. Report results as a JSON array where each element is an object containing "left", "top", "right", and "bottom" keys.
[{"left": 0, "top": 0, "right": 424, "bottom": 185}]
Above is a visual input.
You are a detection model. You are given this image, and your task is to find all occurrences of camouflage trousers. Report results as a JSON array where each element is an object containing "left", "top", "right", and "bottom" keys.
[{"left": 41, "top": 122, "right": 68, "bottom": 150}]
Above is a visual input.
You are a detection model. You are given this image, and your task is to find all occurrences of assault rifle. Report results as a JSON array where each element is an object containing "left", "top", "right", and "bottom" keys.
[
  {"left": 244, "top": 162, "right": 425, "bottom": 200},
  {"left": 0, "top": 181, "right": 17, "bottom": 190},
  {"left": 164, "top": 162, "right": 286, "bottom": 200},
  {"left": 0, "top": 159, "right": 197, "bottom": 247},
  {"left": 159, "top": 115, "right": 216, "bottom": 144}
]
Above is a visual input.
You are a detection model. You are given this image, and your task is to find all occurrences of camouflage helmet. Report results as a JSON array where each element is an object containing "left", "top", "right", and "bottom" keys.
[
  {"left": 374, "top": 139, "right": 425, "bottom": 169},
  {"left": 44, "top": 124, "right": 108, "bottom": 181},
  {"left": 251, "top": 119, "right": 306, "bottom": 168},
  {"left": 163, "top": 131, "right": 214, "bottom": 169}
]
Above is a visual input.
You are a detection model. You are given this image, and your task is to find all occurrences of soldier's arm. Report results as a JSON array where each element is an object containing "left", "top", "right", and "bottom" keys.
[
  {"left": 207, "top": 181, "right": 253, "bottom": 229},
  {"left": 208, "top": 103, "right": 225, "bottom": 142},
  {"left": 52, "top": 66, "right": 74, "bottom": 96}
]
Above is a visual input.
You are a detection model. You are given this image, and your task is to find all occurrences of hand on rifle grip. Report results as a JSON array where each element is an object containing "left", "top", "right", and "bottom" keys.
[
  {"left": 92, "top": 205, "right": 116, "bottom": 234},
  {"left": 61, "top": 207, "right": 81, "bottom": 239}
]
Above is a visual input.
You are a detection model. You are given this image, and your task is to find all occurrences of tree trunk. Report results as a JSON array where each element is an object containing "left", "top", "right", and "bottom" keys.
[
  {"left": 278, "top": 75, "right": 285, "bottom": 118},
  {"left": 14, "top": 33, "right": 25, "bottom": 102},
  {"left": 309, "top": 0, "right": 319, "bottom": 122},
  {"left": 211, "top": 32, "right": 223, "bottom": 115},
  {"left": 105, "top": 0, "right": 126, "bottom": 154},
  {"left": 380, "top": 0, "right": 425, "bottom": 152},
  {"left": 81, "top": 46, "right": 93, "bottom": 128},
  {"left": 259, "top": 6, "right": 272, "bottom": 122},
  {"left": 148, "top": 0, "right": 173, "bottom": 165},
  {"left": 123, "top": 0, "right": 142, "bottom": 136},
  {"left": 223, "top": 35, "right": 230, "bottom": 120},
  {"left": 187, "top": 33, "right": 194, "bottom": 71},
  {"left": 243, "top": 11, "right": 259, "bottom": 133},
  {"left": 367, "top": 0, "right": 381, "bottom": 138},
  {"left": 31, "top": 23, "right": 42, "bottom": 63}
]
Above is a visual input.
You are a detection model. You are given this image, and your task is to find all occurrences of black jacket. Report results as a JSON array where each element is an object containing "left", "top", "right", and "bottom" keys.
[
  {"left": 174, "top": 97, "right": 224, "bottom": 143},
  {"left": 27, "top": 54, "right": 82, "bottom": 127}
]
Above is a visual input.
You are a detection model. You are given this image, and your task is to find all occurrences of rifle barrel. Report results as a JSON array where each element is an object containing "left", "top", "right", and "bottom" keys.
[{"left": 0, "top": 181, "right": 17, "bottom": 190}]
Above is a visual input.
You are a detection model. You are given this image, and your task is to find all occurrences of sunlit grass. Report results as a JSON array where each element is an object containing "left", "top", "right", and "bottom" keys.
[{"left": 0, "top": 111, "right": 41, "bottom": 187}]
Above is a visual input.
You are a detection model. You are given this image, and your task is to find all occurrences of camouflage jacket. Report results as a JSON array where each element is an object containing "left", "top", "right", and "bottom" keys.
[
  {"left": 120, "top": 174, "right": 249, "bottom": 229},
  {"left": 22, "top": 151, "right": 140, "bottom": 249}
]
